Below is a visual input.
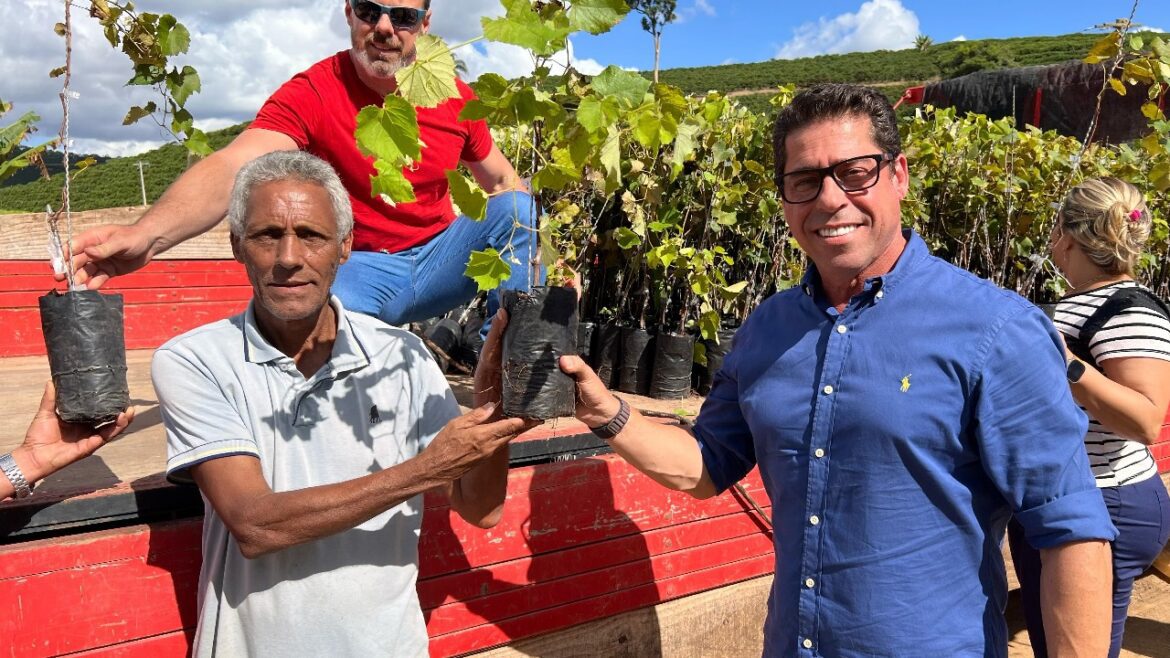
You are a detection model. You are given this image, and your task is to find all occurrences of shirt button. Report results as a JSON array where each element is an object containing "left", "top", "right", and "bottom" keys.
[
  {"left": 814, "top": 448, "right": 826, "bottom": 458},
  {"left": 805, "top": 578, "right": 816, "bottom": 588},
  {"left": 876, "top": 290, "right": 885, "bottom": 299},
  {"left": 836, "top": 324, "right": 848, "bottom": 334},
  {"left": 822, "top": 385, "right": 834, "bottom": 395},
  {"left": 803, "top": 638, "right": 814, "bottom": 649},
  {"left": 810, "top": 515, "right": 820, "bottom": 526}
]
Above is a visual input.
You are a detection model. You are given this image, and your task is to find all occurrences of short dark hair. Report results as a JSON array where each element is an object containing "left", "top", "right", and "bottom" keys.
[{"left": 772, "top": 83, "right": 901, "bottom": 179}]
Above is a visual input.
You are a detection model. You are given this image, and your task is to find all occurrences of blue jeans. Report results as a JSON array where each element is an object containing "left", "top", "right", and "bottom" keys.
[
  {"left": 1008, "top": 474, "right": 1170, "bottom": 658},
  {"left": 332, "top": 191, "right": 541, "bottom": 338}
]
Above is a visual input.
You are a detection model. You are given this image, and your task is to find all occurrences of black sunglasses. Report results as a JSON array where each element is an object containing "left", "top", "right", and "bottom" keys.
[
  {"left": 349, "top": 0, "right": 427, "bottom": 29},
  {"left": 778, "top": 152, "right": 898, "bottom": 204}
]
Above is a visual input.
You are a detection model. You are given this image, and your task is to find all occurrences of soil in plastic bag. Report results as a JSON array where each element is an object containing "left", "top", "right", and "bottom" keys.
[
  {"left": 650, "top": 332, "right": 695, "bottom": 400},
  {"left": 694, "top": 328, "right": 737, "bottom": 396},
  {"left": 617, "top": 327, "right": 654, "bottom": 395},
  {"left": 593, "top": 322, "right": 622, "bottom": 388},
  {"left": 577, "top": 321, "right": 596, "bottom": 367},
  {"left": 39, "top": 290, "right": 129, "bottom": 425},
  {"left": 502, "top": 287, "right": 578, "bottom": 420}
]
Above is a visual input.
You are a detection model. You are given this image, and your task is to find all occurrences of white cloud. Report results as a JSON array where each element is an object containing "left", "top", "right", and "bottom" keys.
[
  {"left": 460, "top": 39, "right": 608, "bottom": 81},
  {"left": 4, "top": 0, "right": 605, "bottom": 157},
  {"left": 774, "top": 0, "right": 920, "bottom": 60},
  {"left": 951, "top": 35, "right": 968, "bottom": 42},
  {"left": 677, "top": 0, "right": 717, "bottom": 24}
]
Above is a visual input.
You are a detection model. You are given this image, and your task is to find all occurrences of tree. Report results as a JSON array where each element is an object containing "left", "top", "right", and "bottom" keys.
[
  {"left": 629, "top": 0, "right": 677, "bottom": 83},
  {"left": 934, "top": 42, "right": 1015, "bottom": 79},
  {"left": 914, "top": 34, "right": 933, "bottom": 52}
]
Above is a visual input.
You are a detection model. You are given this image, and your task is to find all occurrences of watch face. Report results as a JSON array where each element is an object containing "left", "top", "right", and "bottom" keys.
[{"left": 1067, "top": 359, "right": 1087, "bottom": 383}]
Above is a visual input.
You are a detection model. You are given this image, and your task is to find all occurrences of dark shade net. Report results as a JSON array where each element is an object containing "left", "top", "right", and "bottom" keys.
[{"left": 922, "top": 61, "right": 1156, "bottom": 144}]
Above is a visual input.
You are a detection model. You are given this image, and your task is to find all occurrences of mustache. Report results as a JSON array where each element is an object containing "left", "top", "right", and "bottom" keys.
[{"left": 365, "top": 33, "right": 403, "bottom": 49}]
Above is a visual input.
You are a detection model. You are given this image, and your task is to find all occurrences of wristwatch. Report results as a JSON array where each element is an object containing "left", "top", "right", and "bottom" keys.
[
  {"left": 590, "top": 398, "right": 631, "bottom": 440},
  {"left": 1066, "top": 358, "right": 1087, "bottom": 384},
  {"left": 0, "top": 453, "right": 33, "bottom": 499}
]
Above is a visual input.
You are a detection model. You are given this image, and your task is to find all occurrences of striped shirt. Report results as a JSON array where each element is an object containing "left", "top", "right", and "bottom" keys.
[{"left": 1054, "top": 281, "right": 1170, "bottom": 487}]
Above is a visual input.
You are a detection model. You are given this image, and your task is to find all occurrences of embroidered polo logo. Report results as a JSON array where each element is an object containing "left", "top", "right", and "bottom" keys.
[
  {"left": 900, "top": 374, "right": 912, "bottom": 393},
  {"left": 369, "top": 404, "right": 381, "bottom": 424}
]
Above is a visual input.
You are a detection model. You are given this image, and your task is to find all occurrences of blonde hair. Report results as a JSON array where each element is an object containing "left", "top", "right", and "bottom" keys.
[{"left": 1058, "top": 177, "right": 1151, "bottom": 276}]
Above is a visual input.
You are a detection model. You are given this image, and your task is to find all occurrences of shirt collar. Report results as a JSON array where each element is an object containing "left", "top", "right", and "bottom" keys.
[
  {"left": 242, "top": 296, "right": 371, "bottom": 376},
  {"left": 799, "top": 229, "right": 928, "bottom": 301}
]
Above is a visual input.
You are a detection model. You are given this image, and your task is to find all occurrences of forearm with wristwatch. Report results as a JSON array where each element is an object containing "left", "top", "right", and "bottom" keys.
[{"left": 0, "top": 448, "right": 37, "bottom": 501}]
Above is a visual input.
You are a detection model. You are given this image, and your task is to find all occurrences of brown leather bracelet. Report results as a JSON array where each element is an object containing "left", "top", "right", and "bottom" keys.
[{"left": 589, "top": 397, "right": 630, "bottom": 440}]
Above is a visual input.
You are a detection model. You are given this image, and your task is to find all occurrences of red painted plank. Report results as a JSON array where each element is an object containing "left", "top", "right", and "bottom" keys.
[
  {"left": 427, "top": 554, "right": 775, "bottom": 657},
  {"left": 424, "top": 532, "right": 775, "bottom": 636},
  {"left": 0, "top": 300, "right": 249, "bottom": 357},
  {"left": 65, "top": 630, "right": 193, "bottom": 658},
  {"left": 0, "top": 522, "right": 201, "bottom": 658},
  {"left": 0, "top": 259, "right": 241, "bottom": 277},
  {"left": 419, "top": 456, "right": 770, "bottom": 577},
  {"left": 0, "top": 285, "right": 251, "bottom": 308},
  {"left": 418, "top": 507, "right": 771, "bottom": 609}
]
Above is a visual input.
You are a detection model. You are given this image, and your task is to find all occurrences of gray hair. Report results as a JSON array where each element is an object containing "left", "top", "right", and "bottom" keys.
[{"left": 227, "top": 151, "right": 353, "bottom": 242}]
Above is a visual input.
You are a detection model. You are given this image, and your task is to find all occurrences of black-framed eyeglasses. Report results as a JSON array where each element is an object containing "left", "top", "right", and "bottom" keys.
[
  {"left": 349, "top": 0, "right": 427, "bottom": 29},
  {"left": 777, "top": 152, "right": 898, "bottom": 204}
]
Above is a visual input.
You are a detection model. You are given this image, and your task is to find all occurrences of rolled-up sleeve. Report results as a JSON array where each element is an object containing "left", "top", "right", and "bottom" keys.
[{"left": 974, "top": 304, "right": 1117, "bottom": 548}]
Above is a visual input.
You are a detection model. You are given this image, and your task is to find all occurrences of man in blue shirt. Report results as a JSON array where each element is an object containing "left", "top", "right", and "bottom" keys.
[{"left": 559, "top": 84, "right": 1116, "bottom": 656}]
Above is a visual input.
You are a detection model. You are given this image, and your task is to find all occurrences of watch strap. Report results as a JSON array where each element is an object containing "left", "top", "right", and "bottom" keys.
[
  {"left": 590, "top": 398, "right": 630, "bottom": 440},
  {"left": 0, "top": 453, "right": 33, "bottom": 499}
]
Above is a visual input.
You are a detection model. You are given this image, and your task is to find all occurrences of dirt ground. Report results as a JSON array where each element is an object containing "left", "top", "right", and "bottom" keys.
[{"left": 1, "top": 350, "right": 1168, "bottom": 655}]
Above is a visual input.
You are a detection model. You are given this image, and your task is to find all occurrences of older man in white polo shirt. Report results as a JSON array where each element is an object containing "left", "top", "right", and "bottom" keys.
[{"left": 154, "top": 151, "right": 535, "bottom": 657}]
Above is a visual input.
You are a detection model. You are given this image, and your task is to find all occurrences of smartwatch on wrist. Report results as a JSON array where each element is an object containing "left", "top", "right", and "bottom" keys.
[
  {"left": 590, "top": 398, "right": 630, "bottom": 440},
  {"left": 1066, "top": 358, "right": 1086, "bottom": 384}
]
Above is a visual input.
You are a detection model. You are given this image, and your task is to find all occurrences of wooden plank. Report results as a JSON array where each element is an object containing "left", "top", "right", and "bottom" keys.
[
  {"left": 418, "top": 509, "right": 772, "bottom": 609},
  {"left": 469, "top": 575, "right": 772, "bottom": 658},
  {"left": 0, "top": 521, "right": 201, "bottom": 658},
  {"left": 0, "top": 210, "right": 232, "bottom": 261},
  {"left": 0, "top": 260, "right": 241, "bottom": 276},
  {"left": 427, "top": 554, "right": 775, "bottom": 657},
  {"left": 66, "top": 630, "right": 194, "bottom": 658},
  {"left": 425, "top": 533, "right": 775, "bottom": 636},
  {"left": 419, "top": 456, "right": 770, "bottom": 577},
  {"left": 0, "top": 286, "right": 251, "bottom": 308}
]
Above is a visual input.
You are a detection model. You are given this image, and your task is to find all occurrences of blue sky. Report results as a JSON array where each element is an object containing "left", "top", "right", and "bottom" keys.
[
  {"left": 5, "top": 0, "right": 1168, "bottom": 156},
  {"left": 574, "top": 0, "right": 1170, "bottom": 70}
]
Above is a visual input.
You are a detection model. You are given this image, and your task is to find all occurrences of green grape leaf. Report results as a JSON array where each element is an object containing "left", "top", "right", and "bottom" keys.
[
  {"left": 590, "top": 65, "right": 651, "bottom": 107},
  {"left": 482, "top": 0, "right": 571, "bottom": 57},
  {"left": 446, "top": 170, "right": 488, "bottom": 221},
  {"left": 568, "top": 0, "right": 630, "bottom": 35},
  {"left": 633, "top": 109, "right": 662, "bottom": 150},
  {"left": 167, "top": 66, "right": 201, "bottom": 107},
  {"left": 157, "top": 15, "right": 190, "bottom": 56},
  {"left": 122, "top": 102, "right": 157, "bottom": 126},
  {"left": 576, "top": 96, "right": 606, "bottom": 134},
  {"left": 395, "top": 34, "right": 460, "bottom": 109},
  {"left": 698, "top": 310, "right": 721, "bottom": 342},
  {"left": 600, "top": 124, "right": 622, "bottom": 195},
  {"left": 371, "top": 160, "right": 417, "bottom": 206},
  {"left": 465, "top": 248, "right": 512, "bottom": 292},
  {"left": 613, "top": 227, "right": 642, "bottom": 250},
  {"left": 183, "top": 129, "right": 212, "bottom": 156},
  {"left": 458, "top": 99, "right": 493, "bottom": 121},
  {"left": 355, "top": 95, "right": 422, "bottom": 164}
]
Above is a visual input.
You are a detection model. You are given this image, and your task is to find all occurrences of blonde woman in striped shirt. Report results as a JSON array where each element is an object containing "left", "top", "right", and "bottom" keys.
[{"left": 1009, "top": 177, "right": 1170, "bottom": 658}]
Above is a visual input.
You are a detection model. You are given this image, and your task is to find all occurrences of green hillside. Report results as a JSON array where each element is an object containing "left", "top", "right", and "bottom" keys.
[
  {"left": 0, "top": 32, "right": 1121, "bottom": 212},
  {"left": 0, "top": 123, "right": 245, "bottom": 213}
]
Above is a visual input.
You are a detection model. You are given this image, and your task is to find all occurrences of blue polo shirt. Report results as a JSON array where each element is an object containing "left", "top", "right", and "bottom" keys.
[{"left": 693, "top": 231, "right": 1116, "bottom": 657}]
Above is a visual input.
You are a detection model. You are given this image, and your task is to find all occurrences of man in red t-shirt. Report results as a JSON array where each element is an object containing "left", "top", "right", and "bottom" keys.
[{"left": 68, "top": 0, "right": 537, "bottom": 338}]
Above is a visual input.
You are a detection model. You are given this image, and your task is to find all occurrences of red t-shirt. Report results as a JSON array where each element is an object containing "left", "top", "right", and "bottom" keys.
[{"left": 250, "top": 51, "right": 495, "bottom": 253}]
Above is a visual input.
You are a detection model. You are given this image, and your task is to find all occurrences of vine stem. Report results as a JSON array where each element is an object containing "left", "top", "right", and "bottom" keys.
[{"left": 57, "top": 0, "right": 75, "bottom": 288}]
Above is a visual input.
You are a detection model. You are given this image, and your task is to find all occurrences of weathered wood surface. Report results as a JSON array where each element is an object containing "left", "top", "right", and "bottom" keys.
[{"left": 0, "top": 207, "right": 233, "bottom": 260}]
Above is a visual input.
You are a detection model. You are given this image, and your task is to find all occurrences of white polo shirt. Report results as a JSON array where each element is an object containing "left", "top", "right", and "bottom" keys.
[{"left": 156, "top": 297, "right": 458, "bottom": 658}]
